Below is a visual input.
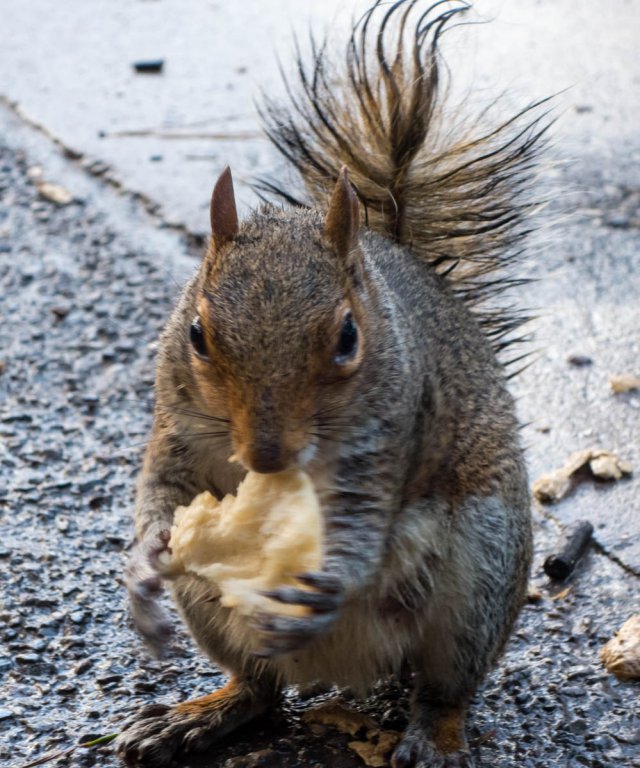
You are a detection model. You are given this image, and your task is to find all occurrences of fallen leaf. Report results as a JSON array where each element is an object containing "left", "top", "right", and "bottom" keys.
[
  {"left": 532, "top": 448, "right": 632, "bottom": 503},
  {"left": 589, "top": 453, "right": 632, "bottom": 480},
  {"left": 348, "top": 731, "right": 401, "bottom": 767},
  {"left": 609, "top": 374, "right": 640, "bottom": 394},
  {"left": 601, "top": 615, "right": 640, "bottom": 681},
  {"left": 550, "top": 586, "right": 572, "bottom": 601},
  {"left": 532, "top": 473, "right": 569, "bottom": 504},
  {"left": 565, "top": 450, "right": 595, "bottom": 475},
  {"left": 302, "top": 699, "right": 378, "bottom": 736}
]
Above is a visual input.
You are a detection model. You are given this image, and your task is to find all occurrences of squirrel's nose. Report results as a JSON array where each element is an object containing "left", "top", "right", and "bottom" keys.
[{"left": 247, "top": 441, "right": 288, "bottom": 474}]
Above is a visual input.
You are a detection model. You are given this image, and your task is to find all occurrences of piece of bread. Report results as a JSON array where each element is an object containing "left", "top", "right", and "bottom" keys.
[{"left": 167, "top": 469, "right": 323, "bottom": 617}]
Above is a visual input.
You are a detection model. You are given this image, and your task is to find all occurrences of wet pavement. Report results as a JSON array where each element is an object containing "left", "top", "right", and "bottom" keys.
[{"left": 1, "top": 2, "right": 639, "bottom": 767}]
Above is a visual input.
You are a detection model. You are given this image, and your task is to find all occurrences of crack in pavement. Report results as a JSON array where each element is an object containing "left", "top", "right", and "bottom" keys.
[{"left": 0, "top": 93, "right": 207, "bottom": 255}]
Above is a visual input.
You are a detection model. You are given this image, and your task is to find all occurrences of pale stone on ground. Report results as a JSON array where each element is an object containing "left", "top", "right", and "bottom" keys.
[{"left": 601, "top": 615, "right": 640, "bottom": 681}]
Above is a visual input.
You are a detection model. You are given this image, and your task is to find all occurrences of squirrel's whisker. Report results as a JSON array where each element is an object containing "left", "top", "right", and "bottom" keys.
[{"left": 159, "top": 405, "right": 231, "bottom": 425}]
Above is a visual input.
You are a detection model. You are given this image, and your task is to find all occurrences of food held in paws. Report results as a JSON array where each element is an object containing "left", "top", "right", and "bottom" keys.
[{"left": 167, "top": 469, "right": 323, "bottom": 617}]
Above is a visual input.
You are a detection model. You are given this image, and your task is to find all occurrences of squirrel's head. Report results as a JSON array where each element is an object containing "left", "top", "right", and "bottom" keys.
[{"left": 189, "top": 166, "right": 368, "bottom": 473}]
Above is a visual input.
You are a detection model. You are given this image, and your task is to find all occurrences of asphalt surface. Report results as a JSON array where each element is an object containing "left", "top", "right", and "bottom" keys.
[
  {"left": 1, "top": 2, "right": 640, "bottom": 767},
  {"left": 1, "top": 102, "right": 639, "bottom": 768}
]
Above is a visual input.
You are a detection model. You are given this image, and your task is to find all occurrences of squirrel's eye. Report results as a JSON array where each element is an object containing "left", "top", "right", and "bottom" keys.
[
  {"left": 335, "top": 312, "right": 358, "bottom": 364},
  {"left": 190, "top": 316, "right": 208, "bottom": 358}
]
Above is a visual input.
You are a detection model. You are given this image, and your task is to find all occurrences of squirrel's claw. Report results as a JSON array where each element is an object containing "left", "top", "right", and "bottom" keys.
[
  {"left": 259, "top": 585, "right": 340, "bottom": 614},
  {"left": 130, "top": 573, "right": 163, "bottom": 599},
  {"left": 127, "top": 584, "right": 173, "bottom": 658},
  {"left": 295, "top": 571, "right": 342, "bottom": 594},
  {"left": 125, "top": 528, "right": 174, "bottom": 657},
  {"left": 252, "top": 610, "right": 338, "bottom": 657},
  {"left": 252, "top": 572, "right": 344, "bottom": 657}
]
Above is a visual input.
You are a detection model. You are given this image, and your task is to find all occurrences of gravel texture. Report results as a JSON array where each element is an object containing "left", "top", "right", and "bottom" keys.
[{"left": 1, "top": 137, "right": 639, "bottom": 768}]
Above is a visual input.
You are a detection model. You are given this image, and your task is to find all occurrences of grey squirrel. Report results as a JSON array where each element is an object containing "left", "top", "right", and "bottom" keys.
[{"left": 117, "top": 1, "right": 549, "bottom": 766}]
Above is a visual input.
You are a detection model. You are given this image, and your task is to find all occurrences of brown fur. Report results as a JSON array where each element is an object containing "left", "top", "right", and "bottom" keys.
[
  {"left": 118, "top": 3, "right": 541, "bottom": 767},
  {"left": 174, "top": 679, "right": 240, "bottom": 716},
  {"left": 259, "top": 0, "right": 552, "bottom": 372},
  {"left": 432, "top": 708, "right": 468, "bottom": 754}
]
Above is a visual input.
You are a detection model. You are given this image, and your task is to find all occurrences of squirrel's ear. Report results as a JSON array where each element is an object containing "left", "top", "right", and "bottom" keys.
[
  {"left": 210, "top": 166, "right": 239, "bottom": 249},
  {"left": 324, "top": 166, "right": 360, "bottom": 258}
]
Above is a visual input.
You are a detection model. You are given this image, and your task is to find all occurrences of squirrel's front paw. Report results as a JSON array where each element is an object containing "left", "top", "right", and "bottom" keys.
[
  {"left": 253, "top": 571, "right": 344, "bottom": 657},
  {"left": 125, "top": 529, "right": 173, "bottom": 657}
]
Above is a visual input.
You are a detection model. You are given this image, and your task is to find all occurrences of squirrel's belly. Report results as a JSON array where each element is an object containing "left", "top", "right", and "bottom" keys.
[
  {"left": 272, "top": 599, "right": 420, "bottom": 692},
  {"left": 174, "top": 578, "right": 417, "bottom": 692}
]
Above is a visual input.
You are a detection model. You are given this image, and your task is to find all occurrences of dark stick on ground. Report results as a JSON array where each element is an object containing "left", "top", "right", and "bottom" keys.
[
  {"left": 544, "top": 521, "right": 594, "bottom": 581},
  {"left": 132, "top": 60, "right": 164, "bottom": 74}
]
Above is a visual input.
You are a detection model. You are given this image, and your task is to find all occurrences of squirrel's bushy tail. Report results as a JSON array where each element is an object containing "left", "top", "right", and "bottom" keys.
[{"left": 258, "top": 0, "right": 552, "bottom": 367}]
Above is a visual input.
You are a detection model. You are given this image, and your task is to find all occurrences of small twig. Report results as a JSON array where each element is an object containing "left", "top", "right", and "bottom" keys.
[
  {"left": 470, "top": 728, "right": 497, "bottom": 747},
  {"left": 543, "top": 521, "right": 594, "bottom": 581},
  {"left": 18, "top": 733, "right": 118, "bottom": 768},
  {"left": 103, "top": 129, "right": 263, "bottom": 140},
  {"left": 184, "top": 154, "right": 222, "bottom": 161}
]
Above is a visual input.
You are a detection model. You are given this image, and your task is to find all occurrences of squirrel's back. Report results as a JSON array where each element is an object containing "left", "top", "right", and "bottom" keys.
[{"left": 361, "top": 226, "right": 528, "bottom": 507}]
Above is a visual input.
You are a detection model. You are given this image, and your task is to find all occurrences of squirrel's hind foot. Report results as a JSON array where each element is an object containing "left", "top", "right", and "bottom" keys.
[
  {"left": 392, "top": 707, "right": 475, "bottom": 768},
  {"left": 116, "top": 676, "right": 277, "bottom": 767},
  {"left": 392, "top": 733, "right": 474, "bottom": 768}
]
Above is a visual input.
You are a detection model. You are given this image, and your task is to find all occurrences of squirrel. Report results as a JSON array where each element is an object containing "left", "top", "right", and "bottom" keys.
[{"left": 117, "top": 2, "right": 549, "bottom": 766}]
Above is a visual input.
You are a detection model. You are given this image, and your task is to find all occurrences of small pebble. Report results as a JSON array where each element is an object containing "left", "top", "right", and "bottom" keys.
[
  {"left": 51, "top": 305, "right": 71, "bottom": 320},
  {"left": 58, "top": 683, "right": 78, "bottom": 696},
  {"left": 132, "top": 59, "right": 164, "bottom": 74},
  {"left": 73, "top": 659, "right": 94, "bottom": 675},
  {"left": 567, "top": 354, "right": 593, "bottom": 367},
  {"left": 561, "top": 685, "right": 586, "bottom": 697}
]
